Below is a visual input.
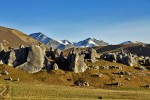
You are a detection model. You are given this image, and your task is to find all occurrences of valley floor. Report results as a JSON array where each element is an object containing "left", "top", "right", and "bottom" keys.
[{"left": 0, "top": 83, "right": 150, "bottom": 100}]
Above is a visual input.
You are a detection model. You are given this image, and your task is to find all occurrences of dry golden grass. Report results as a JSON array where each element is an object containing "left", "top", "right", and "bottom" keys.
[
  {"left": 0, "top": 26, "right": 41, "bottom": 49},
  {"left": 2, "top": 83, "right": 149, "bottom": 99},
  {"left": 0, "top": 58, "right": 150, "bottom": 99}
]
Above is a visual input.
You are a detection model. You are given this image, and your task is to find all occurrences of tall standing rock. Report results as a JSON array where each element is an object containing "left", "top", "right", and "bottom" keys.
[
  {"left": 88, "top": 48, "right": 98, "bottom": 62},
  {"left": 7, "top": 49, "right": 16, "bottom": 66},
  {"left": 127, "top": 54, "right": 138, "bottom": 67},
  {"left": 0, "top": 43, "right": 5, "bottom": 64},
  {"left": 67, "top": 48, "right": 87, "bottom": 73},
  {"left": 16, "top": 45, "right": 45, "bottom": 73},
  {"left": 54, "top": 49, "right": 61, "bottom": 59}
]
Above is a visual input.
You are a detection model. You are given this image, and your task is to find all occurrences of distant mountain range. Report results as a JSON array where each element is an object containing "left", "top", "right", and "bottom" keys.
[
  {"left": 29, "top": 32, "right": 109, "bottom": 50},
  {"left": 119, "top": 41, "right": 144, "bottom": 45},
  {"left": 0, "top": 26, "right": 147, "bottom": 50}
]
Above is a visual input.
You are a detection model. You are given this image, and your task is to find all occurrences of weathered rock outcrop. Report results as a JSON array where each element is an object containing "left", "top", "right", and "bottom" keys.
[
  {"left": 53, "top": 49, "right": 61, "bottom": 59},
  {"left": 7, "top": 49, "right": 16, "bottom": 66},
  {"left": 87, "top": 48, "right": 98, "bottom": 62},
  {"left": 67, "top": 48, "right": 87, "bottom": 73},
  {"left": 101, "top": 50, "right": 138, "bottom": 67},
  {"left": 16, "top": 45, "right": 45, "bottom": 73}
]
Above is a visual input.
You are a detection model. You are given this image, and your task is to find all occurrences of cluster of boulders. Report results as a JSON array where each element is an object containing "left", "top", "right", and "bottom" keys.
[
  {"left": 101, "top": 49, "right": 138, "bottom": 67},
  {"left": 74, "top": 79, "right": 89, "bottom": 86},
  {"left": 0, "top": 43, "right": 99, "bottom": 73},
  {"left": 113, "top": 71, "right": 132, "bottom": 76},
  {"left": 139, "top": 56, "right": 150, "bottom": 66},
  {"left": 88, "top": 65, "right": 122, "bottom": 70}
]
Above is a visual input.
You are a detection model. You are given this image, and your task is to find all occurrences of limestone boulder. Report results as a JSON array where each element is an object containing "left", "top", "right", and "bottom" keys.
[
  {"left": 16, "top": 45, "right": 45, "bottom": 73},
  {"left": 7, "top": 49, "right": 16, "bottom": 66},
  {"left": 54, "top": 49, "right": 61, "bottom": 59},
  {"left": 88, "top": 48, "right": 98, "bottom": 62},
  {"left": 53, "top": 63, "right": 59, "bottom": 70},
  {"left": 67, "top": 48, "right": 87, "bottom": 73}
]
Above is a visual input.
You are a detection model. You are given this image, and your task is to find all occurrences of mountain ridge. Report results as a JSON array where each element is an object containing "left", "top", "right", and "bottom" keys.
[{"left": 29, "top": 32, "right": 109, "bottom": 50}]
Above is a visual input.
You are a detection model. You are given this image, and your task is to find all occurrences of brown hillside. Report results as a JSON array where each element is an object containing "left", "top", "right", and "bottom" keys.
[
  {"left": 0, "top": 26, "right": 40, "bottom": 49},
  {"left": 95, "top": 44, "right": 150, "bottom": 56},
  {"left": 63, "top": 43, "right": 150, "bottom": 57}
]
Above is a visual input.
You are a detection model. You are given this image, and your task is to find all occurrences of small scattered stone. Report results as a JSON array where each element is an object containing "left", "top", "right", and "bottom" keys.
[
  {"left": 74, "top": 79, "right": 89, "bottom": 87},
  {"left": 145, "top": 85, "right": 150, "bottom": 88},
  {"left": 53, "top": 63, "right": 59, "bottom": 70},
  {"left": 1, "top": 70, "right": 9, "bottom": 75},
  {"left": 115, "top": 82, "right": 122, "bottom": 87},
  {"left": 120, "top": 75, "right": 124, "bottom": 78},
  {"left": 91, "top": 73, "right": 103, "bottom": 77},
  {"left": 138, "top": 66, "right": 147, "bottom": 70},
  {"left": 126, "top": 78, "right": 131, "bottom": 81},
  {"left": 9, "top": 77, "right": 13, "bottom": 81}
]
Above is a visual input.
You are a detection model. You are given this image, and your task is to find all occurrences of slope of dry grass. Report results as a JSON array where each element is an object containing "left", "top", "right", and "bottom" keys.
[{"left": 0, "top": 26, "right": 40, "bottom": 49}]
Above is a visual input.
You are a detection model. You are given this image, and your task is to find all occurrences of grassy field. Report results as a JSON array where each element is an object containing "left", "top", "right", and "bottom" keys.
[
  {"left": 0, "top": 83, "right": 149, "bottom": 99},
  {"left": 0, "top": 59, "right": 150, "bottom": 99}
]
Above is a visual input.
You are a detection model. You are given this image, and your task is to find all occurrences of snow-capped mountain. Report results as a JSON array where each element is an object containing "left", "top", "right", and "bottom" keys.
[
  {"left": 29, "top": 32, "right": 74, "bottom": 50},
  {"left": 119, "top": 41, "right": 143, "bottom": 45},
  {"left": 29, "top": 33, "right": 109, "bottom": 50},
  {"left": 74, "top": 38, "right": 108, "bottom": 47},
  {"left": 58, "top": 40, "right": 73, "bottom": 45},
  {"left": 29, "top": 32, "right": 55, "bottom": 45}
]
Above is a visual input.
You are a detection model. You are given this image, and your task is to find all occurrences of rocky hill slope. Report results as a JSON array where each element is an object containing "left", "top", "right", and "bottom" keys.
[{"left": 0, "top": 26, "right": 40, "bottom": 49}]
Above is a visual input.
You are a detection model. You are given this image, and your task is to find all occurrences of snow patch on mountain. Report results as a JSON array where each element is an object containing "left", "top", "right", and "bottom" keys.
[
  {"left": 29, "top": 33, "right": 109, "bottom": 50},
  {"left": 74, "top": 38, "right": 108, "bottom": 47},
  {"left": 119, "top": 41, "right": 142, "bottom": 45},
  {"left": 58, "top": 40, "right": 72, "bottom": 45}
]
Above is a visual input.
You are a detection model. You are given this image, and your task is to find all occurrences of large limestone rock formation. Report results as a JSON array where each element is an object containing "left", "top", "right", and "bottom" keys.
[
  {"left": 101, "top": 51, "right": 138, "bottom": 67},
  {"left": 87, "top": 48, "right": 98, "bottom": 62},
  {"left": 127, "top": 54, "right": 138, "bottom": 67},
  {"left": 16, "top": 45, "right": 45, "bottom": 73},
  {"left": 67, "top": 48, "right": 87, "bottom": 73}
]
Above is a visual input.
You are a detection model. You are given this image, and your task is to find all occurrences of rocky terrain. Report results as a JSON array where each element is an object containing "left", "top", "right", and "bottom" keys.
[{"left": 0, "top": 26, "right": 150, "bottom": 99}]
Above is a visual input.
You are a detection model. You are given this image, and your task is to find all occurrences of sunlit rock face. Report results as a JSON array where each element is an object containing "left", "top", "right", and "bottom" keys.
[{"left": 16, "top": 45, "right": 45, "bottom": 73}]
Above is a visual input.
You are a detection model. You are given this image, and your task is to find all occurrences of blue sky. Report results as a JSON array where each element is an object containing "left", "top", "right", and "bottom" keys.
[{"left": 0, "top": 0, "right": 150, "bottom": 44}]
